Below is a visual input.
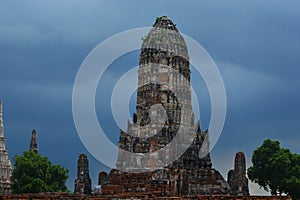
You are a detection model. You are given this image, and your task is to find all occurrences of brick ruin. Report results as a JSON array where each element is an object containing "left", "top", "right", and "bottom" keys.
[
  {"left": 74, "top": 154, "right": 92, "bottom": 194},
  {"left": 29, "top": 129, "right": 38, "bottom": 153},
  {"left": 228, "top": 152, "right": 249, "bottom": 196},
  {"left": 96, "top": 16, "right": 249, "bottom": 197},
  {"left": 0, "top": 193, "right": 291, "bottom": 200}
]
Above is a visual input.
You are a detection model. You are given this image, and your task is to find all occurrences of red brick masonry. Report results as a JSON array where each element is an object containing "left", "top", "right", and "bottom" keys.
[{"left": 0, "top": 193, "right": 291, "bottom": 200}]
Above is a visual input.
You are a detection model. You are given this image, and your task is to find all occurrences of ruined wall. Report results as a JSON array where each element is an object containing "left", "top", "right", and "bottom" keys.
[{"left": 0, "top": 193, "right": 291, "bottom": 200}]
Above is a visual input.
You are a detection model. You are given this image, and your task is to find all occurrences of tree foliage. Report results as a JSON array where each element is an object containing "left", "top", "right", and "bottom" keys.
[
  {"left": 11, "top": 151, "right": 69, "bottom": 194},
  {"left": 248, "top": 139, "right": 300, "bottom": 199}
]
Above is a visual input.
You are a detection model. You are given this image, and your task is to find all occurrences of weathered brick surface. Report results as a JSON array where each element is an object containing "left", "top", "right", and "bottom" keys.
[
  {"left": 0, "top": 193, "right": 291, "bottom": 200},
  {"left": 0, "top": 193, "right": 106, "bottom": 200},
  {"left": 106, "top": 15, "right": 230, "bottom": 197},
  {"left": 228, "top": 152, "right": 249, "bottom": 196},
  {"left": 74, "top": 154, "right": 92, "bottom": 194}
]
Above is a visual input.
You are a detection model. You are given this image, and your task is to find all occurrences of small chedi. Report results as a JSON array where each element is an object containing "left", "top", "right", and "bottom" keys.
[
  {"left": 0, "top": 101, "right": 12, "bottom": 194},
  {"left": 29, "top": 129, "right": 38, "bottom": 153},
  {"left": 74, "top": 154, "right": 92, "bottom": 194},
  {"left": 97, "top": 16, "right": 249, "bottom": 197},
  {"left": 228, "top": 152, "right": 250, "bottom": 196}
]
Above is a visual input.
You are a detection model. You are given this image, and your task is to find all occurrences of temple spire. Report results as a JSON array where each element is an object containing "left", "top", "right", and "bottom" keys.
[
  {"left": 227, "top": 152, "right": 250, "bottom": 196},
  {"left": 74, "top": 154, "right": 92, "bottom": 194},
  {"left": 0, "top": 101, "right": 12, "bottom": 194},
  {"left": 30, "top": 129, "right": 38, "bottom": 153},
  {"left": 0, "top": 101, "right": 4, "bottom": 138}
]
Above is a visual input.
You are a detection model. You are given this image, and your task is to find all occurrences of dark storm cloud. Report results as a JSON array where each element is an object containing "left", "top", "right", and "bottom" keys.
[{"left": 0, "top": 0, "right": 299, "bottom": 194}]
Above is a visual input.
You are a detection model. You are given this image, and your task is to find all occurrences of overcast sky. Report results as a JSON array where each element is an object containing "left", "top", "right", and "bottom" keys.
[{"left": 0, "top": 0, "right": 299, "bottom": 195}]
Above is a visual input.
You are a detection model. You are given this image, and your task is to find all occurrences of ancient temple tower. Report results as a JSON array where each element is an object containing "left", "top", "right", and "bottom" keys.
[
  {"left": 101, "top": 16, "right": 231, "bottom": 196},
  {"left": 74, "top": 154, "right": 92, "bottom": 194},
  {"left": 116, "top": 15, "right": 199, "bottom": 172},
  {"left": 0, "top": 101, "right": 12, "bottom": 194},
  {"left": 227, "top": 151, "right": 250, "bottom": 196},
  {"left": 29, "top": 129, "right": 38, "bottom": 153}
]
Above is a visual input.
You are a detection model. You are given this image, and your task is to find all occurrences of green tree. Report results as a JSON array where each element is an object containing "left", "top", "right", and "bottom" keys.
[
  {"left": 248, "top": 139, "right": 300, "bottom": 199},
  {"left": 248, "top": 139, "right": 281, "bottom": 194},
  {"left": 11, "top": 151, "right": 69, "bottom": 193},
  {"left": 282, "top": 153, "right": 300, "bottom": 199}
]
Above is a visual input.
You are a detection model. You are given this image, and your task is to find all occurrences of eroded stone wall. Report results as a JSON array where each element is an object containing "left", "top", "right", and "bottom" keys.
[{"left": 0, "top": 193, "right": 291, "bottom": 200}]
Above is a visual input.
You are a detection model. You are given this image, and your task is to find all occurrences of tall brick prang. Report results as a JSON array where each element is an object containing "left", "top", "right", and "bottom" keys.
[{"left": 101, "top": 16, "right": 231, "bottom": 197}]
